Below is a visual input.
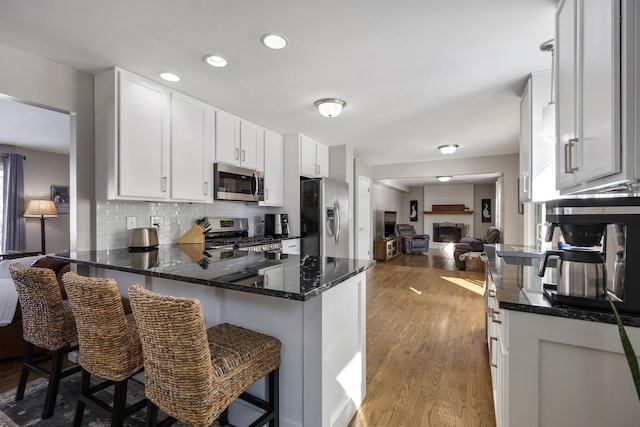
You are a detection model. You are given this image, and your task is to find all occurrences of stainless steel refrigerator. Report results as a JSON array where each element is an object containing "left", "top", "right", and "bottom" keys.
[{"left": 300, "top": 177, "right": 349, "bottom": 258}]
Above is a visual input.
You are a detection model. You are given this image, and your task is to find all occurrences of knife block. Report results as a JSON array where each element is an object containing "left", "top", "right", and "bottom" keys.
[{"left": 177, "top": 224, "right": 205, "bottom": 244}]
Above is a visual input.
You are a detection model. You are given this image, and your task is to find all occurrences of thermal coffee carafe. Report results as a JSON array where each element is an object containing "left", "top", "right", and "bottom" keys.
[
  {"left": 265, "top": 213, "right": 289, "bottom": 238},
  {"left": 539, "top": 197, "right": 640, "bottom": 313}
]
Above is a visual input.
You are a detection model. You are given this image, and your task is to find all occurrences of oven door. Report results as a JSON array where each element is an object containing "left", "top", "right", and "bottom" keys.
[{"left": 214, "top": 163, "right": 264, "bottom": 202}]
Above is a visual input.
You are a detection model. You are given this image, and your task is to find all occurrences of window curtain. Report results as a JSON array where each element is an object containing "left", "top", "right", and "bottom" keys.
[{"left": 2, "top": 154, "right": 26, "bottom": 252}]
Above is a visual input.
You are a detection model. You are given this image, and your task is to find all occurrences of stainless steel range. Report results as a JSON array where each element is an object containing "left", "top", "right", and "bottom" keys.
[{"left": 204, "top": 217, "right": 282, "bottom": 252}]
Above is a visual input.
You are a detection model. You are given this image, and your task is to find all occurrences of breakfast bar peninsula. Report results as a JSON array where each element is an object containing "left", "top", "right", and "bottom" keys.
[{"left": 51, "top": 245, "right": 374, "bottom": 427}]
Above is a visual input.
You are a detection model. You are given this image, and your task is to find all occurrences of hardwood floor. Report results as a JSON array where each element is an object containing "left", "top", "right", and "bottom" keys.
[
  {"left": 349, "top": 248, "right": 495, "bottom": 426},
  {"left": 0, "top": 248, "right": 495, "bottom": 426}
]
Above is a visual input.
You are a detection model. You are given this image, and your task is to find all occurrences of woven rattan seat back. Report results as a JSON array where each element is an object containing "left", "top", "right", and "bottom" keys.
[
  {"left": 63, "top": 272, "right": 143, "bottom": 381},
  {"left": 9, "top": 263, "right": 77, "bottom": 351},
  {"left": 128, "top": 284, "right": 217, "bottom": 426}
]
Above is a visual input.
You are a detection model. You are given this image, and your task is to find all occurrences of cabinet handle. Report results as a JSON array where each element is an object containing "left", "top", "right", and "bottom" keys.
[
  {"left": 564, "top": 138, "right": 579, "bottom": 173},
  {"left": 491, "top": 308, "right": 502, "bottom": 324},
  {"left": 242, "top": 149, "right": 246, "bottom": 162},
  {"left": 203, "top": 182, "right": 208, "bottom": 196},
  {"left": 489, "top": 336, "right": 498, "bottom": 368},
  {"left": 162, "top": 177, "right": 167, "bottom": 192},
  {"left": 488, "top": 289, "right": 496, "bottom": 297},
  {"left": 265, "top": 189, "right": 269, "bottom": 200},
  {"left": 316, "top": 164, "right": 320, "bottom": 175},
  {"left": 235, "top": 147, "right": 240, "bottom": 160},
  {"left": 523, "top": 174, "right": 528, "bottom": 193}
]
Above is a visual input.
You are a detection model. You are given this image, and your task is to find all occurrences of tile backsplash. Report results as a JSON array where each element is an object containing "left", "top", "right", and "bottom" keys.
[{"left": 96, "top": 200, "right": 279, "bottom": 250}]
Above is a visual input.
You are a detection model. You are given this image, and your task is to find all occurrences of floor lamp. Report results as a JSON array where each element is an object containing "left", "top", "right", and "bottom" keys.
[{"left": 24, "top": 200, "right": 58, "bottom": 255}]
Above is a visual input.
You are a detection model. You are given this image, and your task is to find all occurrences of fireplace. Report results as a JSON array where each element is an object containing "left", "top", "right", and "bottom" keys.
[{"left": 433, "top": 222, "right": 466, "bottom": 243}]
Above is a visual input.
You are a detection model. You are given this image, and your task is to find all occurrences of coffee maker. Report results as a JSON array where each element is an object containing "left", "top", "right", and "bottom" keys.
[
  {"left": 538, "top": 197, "right": 640, "bottom": 313},
  {"left": 265, "top": 213, "right": 289, "bottom": 238}
]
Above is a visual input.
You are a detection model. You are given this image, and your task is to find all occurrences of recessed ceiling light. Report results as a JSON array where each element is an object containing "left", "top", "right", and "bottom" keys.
[
  {"left": 437, "top": 176, "right": 453, "bottom": 182},
  {"left": 158, "top": 72, "right": 180, "bottom": 82},
  {"left": 437, "top": 144, "right": 459, "bottom": 155},
  {"left": 204, "top": 55, "right": 228, "bottom": 68},
  {"left": 261, "top": 33, "right": 288, "bottom": 50}
]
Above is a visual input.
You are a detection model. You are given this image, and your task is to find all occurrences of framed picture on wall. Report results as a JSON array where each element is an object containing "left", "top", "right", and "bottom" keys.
[
  {"left": 409, "top": 200, "right": 418, "bottom": 222},
  {"left": 51, "top": 185, "right": 70, "bottom": 214},
  {"left": 481, "top": 198, "right": 492, "bottom": 223}
]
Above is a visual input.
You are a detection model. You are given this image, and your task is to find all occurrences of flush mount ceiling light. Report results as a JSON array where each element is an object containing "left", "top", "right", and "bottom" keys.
[
  {"left": 204, "top": 54, "right": 228, "bottom": 67},
  {"left": 314, "top": 98, "right": 346, "bottom": 118},
  {"left": 437, "top": 176, "right": 453, "bottom": 182},
  {"left": 438, "top": 144, "right": 459, "bottom": 155},
  {"left": 261, "top": 33, "right": 288, "bottom": 50},
  {"left": 158, "top": 72, "right": 180, "bottom": 82}
]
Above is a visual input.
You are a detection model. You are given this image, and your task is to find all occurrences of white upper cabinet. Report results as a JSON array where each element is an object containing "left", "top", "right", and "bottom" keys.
[
  {"left": 260, "top": 129, "right": 284, "bottom": 207},
  {"left": 96, "top": 69, "right": 171, "bottom": 201},
  {"left": 520, "top": 70, "right": 559, "bottom": 203},
  {"left": 239, "top": 120, "right": 261, "bottom": 170},
  {"left": 299, "top": 134, "right": 329, "bottom": 178},
  {"left": 215, "top": 110, "right": 241, "bottom": 166},
  {"left": 555, "top": 0, "right": 630, "bottom": 193},
  {"left": 215, "top": 110, "right": 263, "bottom": 170},
  {"left": 95, "top": 68, "right": 215, "bottom": 202},
  {"left": 170, "top": 93, "right": 214, "bottom": 201}
]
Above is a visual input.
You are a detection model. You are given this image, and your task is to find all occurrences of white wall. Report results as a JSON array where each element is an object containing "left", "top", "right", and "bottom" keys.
[
  {"left": 0, "top": 144, "right": 71, "bottom": 253},
  {"left": 474, "top": 183, "right": 497, "bottom": 238},
  {"left": 373, "top": 153, "right": 522, "bottom": 245},
  {"left": 0, "top": 43, "right": 94, "bottom": 251},
  {"left": 371, "top": 183, "right": 403, "bottom": 238}
]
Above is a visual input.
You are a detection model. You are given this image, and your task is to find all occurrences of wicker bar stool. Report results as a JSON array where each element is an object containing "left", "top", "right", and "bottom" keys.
[
  {"left": 9, "top": 263, "right": 81, "bottom": 419},
  {"left": 128, "top": 284, "right": 281, "bottom": 427},
  {"left": 62, "top": 272, "right": 146, "bottom": 426}
]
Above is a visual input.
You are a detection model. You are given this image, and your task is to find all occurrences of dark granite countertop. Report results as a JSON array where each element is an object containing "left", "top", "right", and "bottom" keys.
[
  {"left": 49, "top": 244, "right": 375, "bottom": 301},
  {"left": 487, "top": 244, "right": 640, "bottom": 327}
]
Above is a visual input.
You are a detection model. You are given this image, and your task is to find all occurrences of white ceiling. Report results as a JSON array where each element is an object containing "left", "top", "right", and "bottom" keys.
[{"left": 0, "top": 0, "right": 556, "bottom": 184}]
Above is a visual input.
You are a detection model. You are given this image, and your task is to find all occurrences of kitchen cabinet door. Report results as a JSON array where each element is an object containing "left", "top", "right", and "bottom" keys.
[
  {"left": 520, "top": 71, "right": 558, "bottom": 203},
  {"left": 260, "top": 129, "right": 283, "bottom": 207},
  {"left": 519, "top": 79, "right": 532, "bottom": 203},
  {"left": 118, "top": 71, "right": 170, "bottom": 200},
  {"left": 170, "top": 93, "right": 214, "bottom": 202},
  {"left": 239, "top": 120, "right": 261, "bottom": 170},
  {"left": 299, "top": 134, "right": 330, "bottom": 178},
  {"left": 299, "top": 134, "right": 318, "bottom": 177},
  {"left": 316, "top": 140, "right": 329, "bottom": 178},
  {"left": 215, "top": 110, "right": 241, "bottom": 166},
  {"left": 556, "top": 0, "right": 621, "bottom": 191}
]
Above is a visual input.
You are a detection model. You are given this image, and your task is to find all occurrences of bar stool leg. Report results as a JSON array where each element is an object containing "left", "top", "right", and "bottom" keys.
[
  {"left": 73, "top": 369, "right": 91, "bottom": 427},
  {"left": 112, "top": 380, "right": 128, "bottom": 426},
  {"left": 146, "top": 401, "right": 159, "bottom": 427},
  {"left": 42, "top": 348, "right": 65, "bottom": 419},
  {"left": 270, "top": 368, "right": 279, "bottom": 427},
  {"left": 15, "top": 342, "right": 34, "bottom": 401}
]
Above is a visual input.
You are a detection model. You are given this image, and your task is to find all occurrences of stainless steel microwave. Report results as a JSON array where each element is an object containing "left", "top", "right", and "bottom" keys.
[{"left": 214, "top": 163, "right": 264, "bottom": 202}]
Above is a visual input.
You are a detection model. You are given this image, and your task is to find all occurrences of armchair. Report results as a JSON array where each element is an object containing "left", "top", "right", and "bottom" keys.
[
  {"left": 454, "top": 227, "right": 501, "bottom": 269},
  {"left": 396, "top": 224, "right": 430, "bottom": 254}
]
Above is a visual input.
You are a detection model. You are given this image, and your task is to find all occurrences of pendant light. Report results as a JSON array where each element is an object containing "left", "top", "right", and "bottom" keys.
[{"left": 540, "top": 39, "right": 555, "bottom": 139}]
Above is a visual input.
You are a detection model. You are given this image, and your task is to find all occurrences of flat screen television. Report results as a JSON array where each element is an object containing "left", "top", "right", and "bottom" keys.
[{"left": 383, "top": 211, "right": 397, "bottom": 238}]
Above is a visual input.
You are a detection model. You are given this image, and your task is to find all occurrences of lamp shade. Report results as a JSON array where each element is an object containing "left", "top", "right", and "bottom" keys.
[
  {"left": 24, "top": 200, "right": 58, "bottom": 218},
  {"left": 314, "top": 99, "right": 346, "bottom": 118}
]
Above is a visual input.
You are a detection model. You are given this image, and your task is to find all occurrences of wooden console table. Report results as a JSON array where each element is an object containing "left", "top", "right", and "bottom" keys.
[{"left": 374, "top": 237, "right": 402, "bottom": 261}]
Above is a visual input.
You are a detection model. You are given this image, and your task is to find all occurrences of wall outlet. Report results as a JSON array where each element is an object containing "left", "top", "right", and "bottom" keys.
[
  {"left": 126, "top": 216, "right": 136, "bottom": 230},
  {"left": 150, "top": 216, "right": 162, "bottom": 228}
]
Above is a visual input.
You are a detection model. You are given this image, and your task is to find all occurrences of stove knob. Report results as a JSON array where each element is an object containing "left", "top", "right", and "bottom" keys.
[{"left": 262, "top": 245, "right": 267, "bottom": 251}]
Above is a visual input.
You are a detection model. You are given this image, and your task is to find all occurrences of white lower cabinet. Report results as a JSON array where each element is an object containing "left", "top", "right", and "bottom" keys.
[
  {"left": 488, "top": 308, "right": 640, "bottom": 426},
  {"left": 281, "top": 238, "right": 300, "bottom": 255}
]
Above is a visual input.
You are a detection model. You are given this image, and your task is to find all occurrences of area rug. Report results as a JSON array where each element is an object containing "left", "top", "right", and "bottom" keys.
[{"left": 0, "top": 374, "right": 148, "bottom": 426}]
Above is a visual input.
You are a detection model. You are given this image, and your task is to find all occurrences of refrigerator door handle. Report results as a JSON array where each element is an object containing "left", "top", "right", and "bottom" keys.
[{"left": 334, "top": 200, "right": 341, "bottom": 245}]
